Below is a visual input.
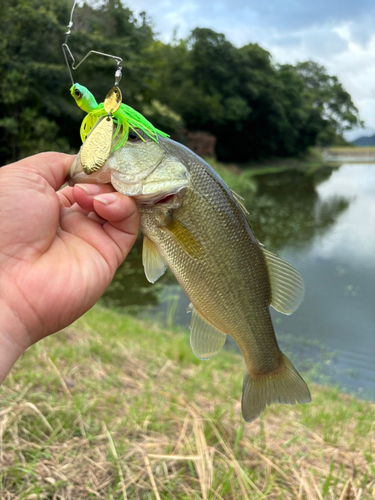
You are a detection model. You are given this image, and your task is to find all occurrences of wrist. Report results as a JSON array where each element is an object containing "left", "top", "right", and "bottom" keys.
[{"left": 0, "top": 300, "right": 30, "bottom": 384}]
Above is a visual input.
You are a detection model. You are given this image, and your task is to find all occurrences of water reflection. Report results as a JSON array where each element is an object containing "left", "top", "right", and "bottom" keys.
[
  {"left": 101, "top": 238, "right": 175, "bottom": 310},
  {"left": 279, "top": 164, "right": 375, "bottom": 398},
  {"left": 243, "top": 168, "right": 350, "bottom": 253}
]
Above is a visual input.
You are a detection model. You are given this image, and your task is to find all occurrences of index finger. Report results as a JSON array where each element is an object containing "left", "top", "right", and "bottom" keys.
[{"left": 11, "top": 152, "right": 76, "bottom": 191}]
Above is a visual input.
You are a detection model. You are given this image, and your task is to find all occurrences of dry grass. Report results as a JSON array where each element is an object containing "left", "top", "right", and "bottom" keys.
[{"left": 1, "top": 306, "right": 374, "bottom": 499}]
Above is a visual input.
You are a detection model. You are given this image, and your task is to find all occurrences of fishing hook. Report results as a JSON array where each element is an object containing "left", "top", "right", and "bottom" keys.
[{"left": 62, "top": 0, "right": 123, "bottom": 87}]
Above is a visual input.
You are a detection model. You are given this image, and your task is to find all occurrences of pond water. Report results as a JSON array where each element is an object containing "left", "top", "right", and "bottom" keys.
[{"left": 103, "top": 163, "right": 375, "bottom": 399}]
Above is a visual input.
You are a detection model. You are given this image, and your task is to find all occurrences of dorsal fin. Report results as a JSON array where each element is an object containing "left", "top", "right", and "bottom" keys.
[
  {"left": 142, "top": 236, "right": 167, "bottom": 283},
  {"left": 262, "top": 249, "right": 305, "bottom": 315},
  {"left": 230, "top": 189, "right": 249, "bottom": 216},
  {"left": 189, "top": 305, "right": 226, "bottom": 360}
]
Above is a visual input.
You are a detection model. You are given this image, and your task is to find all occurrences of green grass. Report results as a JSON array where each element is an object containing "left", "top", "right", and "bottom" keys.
[
  {"left": 1, "top": 305, "right": 374, "bottom": 499},
  {"left": 205, "top": 159, "right": 258, "bottom": 197},
  {"left": 206, "top": 148, "right": 326, "bottom": 181}
]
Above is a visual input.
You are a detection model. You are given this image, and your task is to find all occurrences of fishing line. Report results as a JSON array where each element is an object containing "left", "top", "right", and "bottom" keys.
[
  {"left": 61, "top": 0, "right": 123, "bottom": 86},
  {"left": 62, "top": 1, "right": 168, "bottom": 175},
  {"left": 62, "top": 0, "right": 125, "bottom": 173}
]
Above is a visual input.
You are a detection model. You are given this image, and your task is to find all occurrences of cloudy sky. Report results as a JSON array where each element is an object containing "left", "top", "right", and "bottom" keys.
[{"left": 130, "top": 0, "right": 375, "bottom": 140}]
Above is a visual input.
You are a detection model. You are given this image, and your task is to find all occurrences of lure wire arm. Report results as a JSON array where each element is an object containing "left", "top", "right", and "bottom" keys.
[{"left": 62, "top": 0, "right": 123, "bottom": 87}]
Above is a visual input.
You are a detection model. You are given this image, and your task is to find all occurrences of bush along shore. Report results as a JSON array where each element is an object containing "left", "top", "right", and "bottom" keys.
[{"left": 1, "top": 305, "right": 374, "bottom": 499}]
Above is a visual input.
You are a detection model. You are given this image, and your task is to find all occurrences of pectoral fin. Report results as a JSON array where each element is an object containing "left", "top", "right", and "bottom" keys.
[
  {"left": 142, "top": 236, "right": 167, "bottom": 283},
  {"left": 165, "top": 215, "right": 203, "bottom": 259},
  {"left": 189, "top": 305, "right": 226, "bottom": 360},
  {"left": 262, "top": 249, "right": 305, "bottom": 315}
]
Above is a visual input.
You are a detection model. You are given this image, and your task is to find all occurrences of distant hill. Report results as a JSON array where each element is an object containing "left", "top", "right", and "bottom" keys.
[{"left": 352, "top": 134, "right": 375, "bottom": 146}]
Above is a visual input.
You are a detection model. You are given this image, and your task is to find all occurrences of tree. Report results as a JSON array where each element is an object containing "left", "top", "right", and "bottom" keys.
[
  {"left": 153, "top": 29, "right": 332, "bottom": 161},
  {"left": 0, "top": 0, "right": 73, "bottom": 161},
  {"left": 294, "top": 61, "right": 363, "bottom": 146}
]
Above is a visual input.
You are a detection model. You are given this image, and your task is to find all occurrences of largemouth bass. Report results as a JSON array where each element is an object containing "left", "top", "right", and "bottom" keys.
[{"left": 67, "top": 130, "right": 311, "bottom": 422}]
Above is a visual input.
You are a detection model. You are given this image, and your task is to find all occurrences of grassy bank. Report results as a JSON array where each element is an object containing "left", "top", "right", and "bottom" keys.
[
  {"left": 323, "top": 147, "right": 375, "bottom": 165},
  {"left": 1, "top": 306, "right": 374, "bottom": 499},
  {"left": 326, "top": 147, "right": 375, "bottom": 154},
  {"left": 206, "top": 148, "right": 326, "bottom": 190}
]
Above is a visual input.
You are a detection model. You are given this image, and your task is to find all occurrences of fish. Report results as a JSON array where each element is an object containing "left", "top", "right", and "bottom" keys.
[{"left": 67, "top": 130, "right": 311, "bottom": 422}]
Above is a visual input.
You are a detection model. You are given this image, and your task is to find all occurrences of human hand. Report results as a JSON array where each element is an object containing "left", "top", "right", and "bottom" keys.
[{"left": 0, "top": 152, "right": 139, "bottom": 383}]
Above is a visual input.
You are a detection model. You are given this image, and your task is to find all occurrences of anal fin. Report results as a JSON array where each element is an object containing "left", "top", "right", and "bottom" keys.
[
  {"left": 142, "top": 236, "right": 167, "bottom": 283},
  {"left": 189, "top": 305, "right": 226, "bottom": 360}
]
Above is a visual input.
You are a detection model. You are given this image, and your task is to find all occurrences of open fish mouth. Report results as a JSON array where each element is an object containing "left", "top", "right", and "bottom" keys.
[{"left": 154, "top": 193, "right": 177, "bottom": 205}]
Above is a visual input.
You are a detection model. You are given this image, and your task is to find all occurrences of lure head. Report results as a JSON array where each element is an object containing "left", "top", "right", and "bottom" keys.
[{"left": 70, "top": 83, "right": 98, "bottom": 113}]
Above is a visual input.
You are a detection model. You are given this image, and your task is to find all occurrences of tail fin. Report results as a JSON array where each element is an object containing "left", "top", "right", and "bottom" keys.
[{"left": 241, "top": 352, "right": 311, "bottom": 423}]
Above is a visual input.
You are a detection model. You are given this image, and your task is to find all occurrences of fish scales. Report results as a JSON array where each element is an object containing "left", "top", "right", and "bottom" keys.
[{"left": 139, "top": 145, "right": 281, "bottom": 375}]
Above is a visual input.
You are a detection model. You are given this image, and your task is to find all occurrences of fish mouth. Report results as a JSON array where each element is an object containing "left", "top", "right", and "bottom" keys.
[
  {"left": 66, "top": 154, "right": 112, "bottom": 185},
  {"left": 66, "top": 146, "right": 190, "bottom": 207},
  {"left": 110, "top": 169, "right": 189, "bottom": 206},
  {"left": 155, "top": 194, "right": 176, "bottom": 204}
]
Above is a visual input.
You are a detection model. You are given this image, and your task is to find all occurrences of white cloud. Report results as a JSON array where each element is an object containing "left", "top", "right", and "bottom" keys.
[
  {"left": 262, "top": 23, "right": 375, "bottom": 130},
  {"left": 323, "top": 31, "right": 375, "bottom": 131}
]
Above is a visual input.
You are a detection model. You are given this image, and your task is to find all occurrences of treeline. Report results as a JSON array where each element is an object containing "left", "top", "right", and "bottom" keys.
[{"left": 0, "top": 0, "right": 362, "bottom": 164}]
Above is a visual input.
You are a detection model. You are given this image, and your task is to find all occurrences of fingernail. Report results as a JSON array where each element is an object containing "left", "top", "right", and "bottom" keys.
[
  {"left": 93, "top": 193, "right": 117, "bottom": 206},
  {"left": 76, "top": 184, "right": 102, "bottom": 195}
]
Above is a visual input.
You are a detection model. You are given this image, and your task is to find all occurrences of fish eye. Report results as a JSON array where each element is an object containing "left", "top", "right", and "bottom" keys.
[
  {"left": 74, "top": 89, "right": 82, "bottom": 98},
  {"left": 128, "top": 130, "right": 141, "bottom": 142}
]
